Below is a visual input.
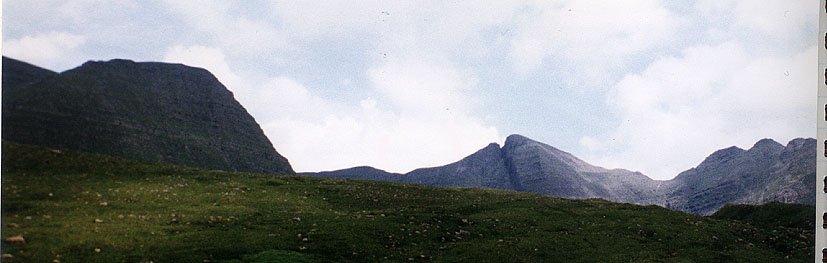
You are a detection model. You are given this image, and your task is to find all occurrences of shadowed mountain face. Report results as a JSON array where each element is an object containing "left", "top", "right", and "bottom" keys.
[
  {"left": 2, "top": 57, "right": 58, "bottom": 92},
  {"left": 2, "top": 57, "right": 294, "bottom": 175},
  {"left": 306, "top": 135, "right": 815, "bottom": 215}
]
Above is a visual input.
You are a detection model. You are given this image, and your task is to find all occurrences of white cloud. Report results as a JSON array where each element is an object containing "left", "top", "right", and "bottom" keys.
[
  {"left": 3, "top": 32, "right": 86, "bottom": 70},
  {"left": 162, "top": 45, "right": 246, "bottom": 92},
  {"left": 270, "top": 1, "right": 395, "bottom": 38},
  {"left": 254, "top": 59, "right": 500, "bottom": 173},
  {"left": 581, "top": 43, "right": 815, "bottom": 180},
  {"left": 509, "top": 0, "right": 679, "bottom": 75},
  {"left": 696, "top": 0, "right": 816, "bottom": 45},
  {"left": 4, "top": 0, "right": 140, "bottom": 26},
  {"left": 245, "top": 77, "right": 334, "bottom": 122},
  {"left": 271, "top": 0, "right": 517, "bottom": 47},
  {"left": 263, "top": 105, "right": 500, "bottom": 173},
  {"left": 368, "top": 57, "right": 478, "bottom": 117},
  {"left": 247, "top": 2, "right": 515, "bottom": 172},
  {"left": 160, "top": 0, "right": 290, "bottom": 53}
]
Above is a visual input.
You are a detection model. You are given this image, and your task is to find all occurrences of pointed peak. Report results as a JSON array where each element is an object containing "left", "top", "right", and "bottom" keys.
[{"left": 504, "top": 134, "right": 537, "bottom": 145}]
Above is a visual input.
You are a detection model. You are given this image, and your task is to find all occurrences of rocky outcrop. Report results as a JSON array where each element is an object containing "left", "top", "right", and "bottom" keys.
[
  {"left": 663, "top": 138, "right": 815, "bottom": 215},
  {"left": 2, "top": 57, "right": 294, "bottom": 174}
]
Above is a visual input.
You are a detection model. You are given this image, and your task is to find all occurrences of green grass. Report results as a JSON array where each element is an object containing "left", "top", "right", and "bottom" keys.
[
  {"left": 712, "top": 202, "right": 815, "bottom": 230},
  {"left": 1, "top": 142, "right": 814, "bottom": 262}
]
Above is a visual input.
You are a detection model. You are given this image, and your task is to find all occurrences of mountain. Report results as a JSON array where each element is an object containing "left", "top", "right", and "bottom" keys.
[
  {"left": 305, "top": 135, "right": 663, "bottom": 204},
  {"left": 498, "top": 134, "right": 662, "bottom": 203},
  {"left": 305, "top": 135, "right": 814, "bottom": 215},
  {"left": 662, "top": 138, "right": 815, "bottom": 215},
  {"left": 2, "top": 57, "right": 294, "bottom": 174}
]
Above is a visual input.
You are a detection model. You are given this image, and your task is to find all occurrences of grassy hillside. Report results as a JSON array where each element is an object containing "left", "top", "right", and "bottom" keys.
[
  {"left": 712, "top": 202, "right": 815, "bottom": 230},
  {"left": 0, "top": 142, "right": 813, "bottom": 262}
]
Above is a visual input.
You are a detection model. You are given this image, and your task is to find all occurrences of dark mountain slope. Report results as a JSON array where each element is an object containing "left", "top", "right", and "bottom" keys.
[
  {"left": 2, "top": 56, "right": 57, "bottom": 92},
  {"left": 2, "top": 57, "right": 294, "bottom": 174}
]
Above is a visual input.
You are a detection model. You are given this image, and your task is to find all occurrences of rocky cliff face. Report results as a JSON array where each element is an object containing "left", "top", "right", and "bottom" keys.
[
  {"left": 2, "top": 57, "right": 294, "bottom": 175},
  {"left": 500, "top": 134, "right": 662, "bottom": 203},
  {"left": 664, "top": 138, "right": 815, "bottom": 215},
  {"left": 305, "top": 135, "right": 814, "bottom": 215}
]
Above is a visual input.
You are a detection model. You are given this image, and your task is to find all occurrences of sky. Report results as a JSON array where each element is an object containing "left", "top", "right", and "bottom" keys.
[{"left": 2, "top": 0, "right": 818, "bottom": 180}]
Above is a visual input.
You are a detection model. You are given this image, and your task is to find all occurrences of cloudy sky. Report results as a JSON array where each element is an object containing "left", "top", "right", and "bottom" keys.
[{"left": 3, "top": 1, "right": 817, "bottom": 180}]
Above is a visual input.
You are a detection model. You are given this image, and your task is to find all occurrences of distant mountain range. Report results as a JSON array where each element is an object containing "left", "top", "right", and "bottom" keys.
[
  {"left": 304, "top": 134, "right": 815, "bottom": 215},
  {"left": 2, "top": 56, "right": 294, "bottom": 175},
  {"left": 2, "top": 56, "right": 813, "bottom": 215}
]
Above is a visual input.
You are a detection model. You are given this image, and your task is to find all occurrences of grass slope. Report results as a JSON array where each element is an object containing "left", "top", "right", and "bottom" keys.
[
  {"left": 0, "top": 142, "right": 813, "bottom": 262},
  {"left": 712, "top": 202, "right": 815, "bottom": 230}
]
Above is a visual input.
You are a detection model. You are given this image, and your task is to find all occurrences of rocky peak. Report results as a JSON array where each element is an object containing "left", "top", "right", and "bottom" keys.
[
  {"left": 747, "top": 138, "right": 784, "bottom": 156},
  {"left": 692, "top": 146, "right": 744, "bottom": 172},
  {"left": 504, "top": 134, "right": 531, "bottom": 145},
  {"left": 783, "top": 138, "right": 814, "bottom": 151},
  {"left": 503, "top": 134, "right": 601, "bottom": 174}
]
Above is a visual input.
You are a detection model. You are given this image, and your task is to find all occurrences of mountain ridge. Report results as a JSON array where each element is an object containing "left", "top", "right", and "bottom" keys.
[{"left": 305, "top": 134, "right": 814, "bottom": 215}]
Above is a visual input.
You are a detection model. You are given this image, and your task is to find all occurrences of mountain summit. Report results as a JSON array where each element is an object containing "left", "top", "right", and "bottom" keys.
[
  {"left": 2, "top": 57, "right": 294, "bottom": 174},
  {"left": 306, "top": 134, "right": 662, "bottom": 204},
  {"left": 306, "top": 135, "right": 814, "bottom": 215}
]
